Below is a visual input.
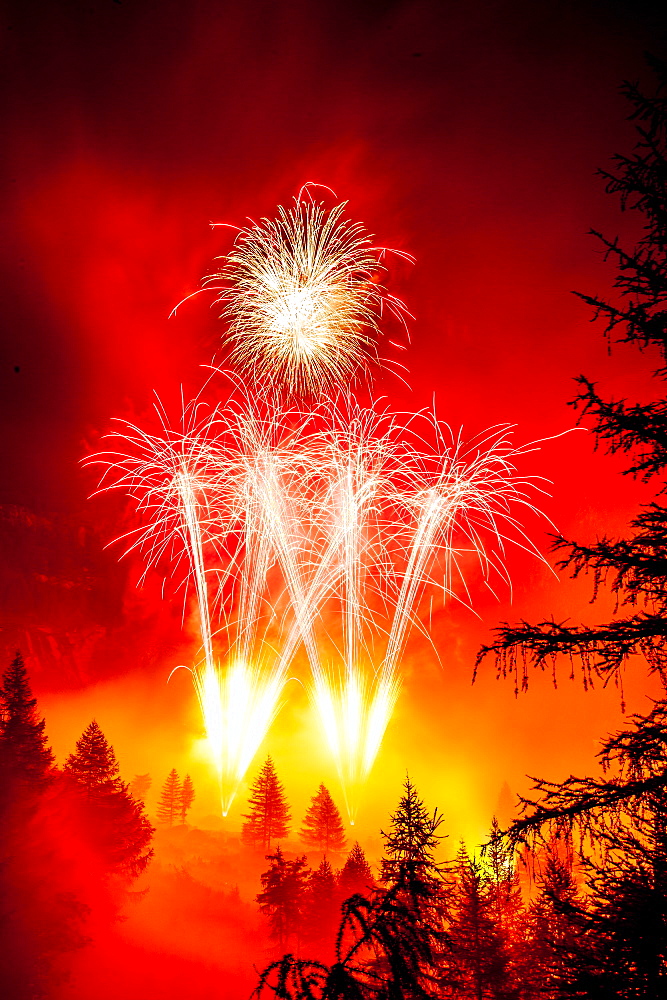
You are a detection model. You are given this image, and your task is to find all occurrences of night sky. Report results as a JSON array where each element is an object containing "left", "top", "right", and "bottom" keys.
[{"left": 3, "top": 0, "right": 667, "bottom": 840}]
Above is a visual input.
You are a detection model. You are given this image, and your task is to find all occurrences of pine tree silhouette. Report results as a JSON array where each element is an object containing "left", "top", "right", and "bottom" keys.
[
  {"left": 449, "top": 843, "right": 510, "bottom": 999},
  {"left": 485, "top": 816, "right": 525, "bottom": 944},
  {"left": 0, "top": 656, "right": 88, "bottom": 994},
  {"left": 303, "top": 857, "right": 339, "bottom": 955},
  {"left": 253, "top": 785, "right": 452, "bottom": 1000},
  {"left": 476, "top": 59, "right": 667, "bottom": 693},
  {"left": 157, "top": 768, "right": 181, "bottom": 826},
  {"left": 65, "top": 720, "right": 153, "bottom": 877},
  {"left": 65, "top": 719, "right": 119, "bottom": 793},
  {"left": 380, "top": 776, "right": 444, "bottom": 888},
  {"left": 300, "top": 783, "right": 347, "bottom": 853},
  {"left": 257, "top": 846, "right": 310, "bottom": 949},
  {"left": 129, "top": 773, "right": 152, "bottom": 801},
  {"left": 499, "top": 701, "right": 667, "bottom": 993},
  {"left": 179, "top": 773, "right": 195, "bottom": 824},
  {"left": 339, "top": 841, "right": 375, "bottom": 898},
  {"left": 0, "top": 651, "right": 54, "bottom": 788},
  {"left": 377, "top": 776, "right": 449, "bottom": 994},
  {"left": 242, "top": 756, "right": 291, "bottom": 849},
  {"left": 526, "top": 839, "right": 582, "bottom": 996},
  {"left": 474, "top": 62, "right": 667, "bottom": 993}
]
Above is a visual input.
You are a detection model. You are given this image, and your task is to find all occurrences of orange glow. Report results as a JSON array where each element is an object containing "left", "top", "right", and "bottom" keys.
[{"left": 4, "top": 3, "right": 663, "bottom": 993}]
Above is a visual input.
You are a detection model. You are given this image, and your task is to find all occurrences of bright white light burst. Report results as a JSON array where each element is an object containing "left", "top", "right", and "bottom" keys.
[{"left": 205, "top": 195, "right": 410, "bottom": 395}]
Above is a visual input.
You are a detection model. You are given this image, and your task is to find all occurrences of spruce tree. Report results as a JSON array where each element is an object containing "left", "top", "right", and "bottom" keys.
[
  {"left": 377, "top": 776, "right": 449, "bottom": 994},
  {"left": 299, "top": 783, "right": 347, "bottom": 853},
  {"left": 0, "top": 651, "right": 54, "bottom": 788},
  {"left": 257, "top": 846, "right": 310, "bottom": 949},
  {"left": 0, "top": 656, "right": 88, "bottom": 994},
  {"left": 474, "top": 65, "right": 667, "bottom": 993},
  {"left": 179, "top": 773, "right": 195, "bottom": 824},
  {"left": 303, "top": 857, "right": 339, "bottom": 955},
  {"left": 526, "top": 840, "right": 582, "bottom": 997},
  {"left": 380, "top": 775, "right": 444, "bottom": 891},
  {"left": 254, "top": 804, "right": 454, "bottom": 1000},
  {"left": 493, "top": 700, "right": 667, "bottom": 993},
  {"left": 157, "top": 768, "right": 181, "bottom": 826},
  {"left": 476, "top": 60, "right": 667, "bottom": 692},
  {"left": 242, "top": 756, "right": 291, "bottom": 850},
  {"left": 339, "top": 841, "right": 375, "bottom": 898},
  {"left": 482, "top": 818, "right": 527, "bottom": 997},
  {"left": 449, "top": 843, "right": 511, "bottom": 1000},
  {"left": 486, "top": 818, "right": 526, "bottom": 941},
  {"left": 65, "top": 720, "right": 153, "bottom": 877},
  {"left": 129, "top": 773, "right": 152, "bottom": 801},
  {"left": 65, "top": 719, "right": 119, "bottom": 793}
]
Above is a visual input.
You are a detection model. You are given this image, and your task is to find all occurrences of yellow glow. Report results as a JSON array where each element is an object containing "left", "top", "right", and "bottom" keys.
[
  {"left": 194, "top": 658, "right": 286, "bottom": 813},
  {"left": 87, "top": 354, "right": 548, "bottom": 820},
  {"left": 313, "top": 669, "right": 400, "bottom": 822}
]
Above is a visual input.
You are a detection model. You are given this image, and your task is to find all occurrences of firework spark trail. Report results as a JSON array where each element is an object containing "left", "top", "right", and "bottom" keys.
[
  {"left": 380, "top": 421, "right": 551, "bottom": 689},
  {"left": 85, "top": 406, "right": 229, "bottom": 776},
  {"left": 87, "top": 400, "right": 305, "bottom": 812},
  {"left": 200, "top": 194, "right": 412, "bottom": 396},
  {"left": 88, "top": 190, "right": 555, "bottom": 822},
  {"left": 292, "top": 403, "right": 412, "bottom": 817},
  {"left": 87, "top": 394, "right": 550, "bottom": 820},
  {"left": 293, "top": 413, "right": 551, "bottom": 818},
  {"left": 221, "top": 402, "right": 329, "bottom": 693}
]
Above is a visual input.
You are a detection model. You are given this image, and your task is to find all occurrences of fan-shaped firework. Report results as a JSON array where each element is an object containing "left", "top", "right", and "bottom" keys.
[
  {"left": 87, "top": 392, "right": 550, "bottom": 819},
  {"left": 87, "top": 395, "right": 320, "bottom": 813},
  {"left": 205, "top": 195, "right": 410, "bottom": 395}
]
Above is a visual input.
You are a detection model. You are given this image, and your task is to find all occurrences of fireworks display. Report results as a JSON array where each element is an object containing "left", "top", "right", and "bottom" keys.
[
  {"left": 89, "top": 191, "right": 548, "bottom": 818},
  {"left": 202, "top": 190, "right": 412, "bottom": 396}
]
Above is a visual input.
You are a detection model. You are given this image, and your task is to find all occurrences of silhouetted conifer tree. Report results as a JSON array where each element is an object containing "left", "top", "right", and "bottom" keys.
[
  {"left": 242, "top": 756, "right": 291, "bottom": 850},
  {"left": 377, "top": 776, "right": 450, "bottom": 994},
  {"left": 380, "top": 776, "right": 446, "bottom": 893},
  {"left": 179, "top": 773, "right": 195, "bottom": 823},
  {"left": 0, "top": 655, "right": 88, "bottom": 996},
  {"left": 65, "top": 720, "right": 153, "bottom": 877},
  {"left": 471, "top": 62, "right": 667, "bottom": 998},
  {"left": 339, "top": 841, "right": 375, "bottom": 898},
  {"left": 448, "top": 843, "right": 511, "bottom": 1000},
  {"left": 0, "top": 651, "right": 54, "bottom": 789},
  {"left": 253, "top": 783, "right": 455, "bottom": 1000},
  {"left": 254, "top": 882, "right": 447, "bottom": 1000},
  {"left": 300, "top": 783, "right": 347, "bottom": 853},
  {"left": 494, "top": 699, "right": 667, "bottom": 994},
  {"left": 477, "top": 59, "right": 667, "bottom": 695},
  {"left": 157, "top": 768, "right": 181, "bottom": 826},
  {"left": 257, "top": 846, "right": 310, "bottom": 949},
  {"left": 485, "top": 818, "right": 524, "bottom": 938},
  {"left": 526, "top": 840, "right": 582, "bottom": 998},
  {"left": 303, "top": 857, "right": 339, "bottom": 956},
  {"left": 129, "top": 772, "right": 151, "bottom": 801},
  {"left": 65, "top": 718, "right": 118, "bottom": 792},
  {"left": 483, "top": 817, "right": 528, "bottom": 993}
]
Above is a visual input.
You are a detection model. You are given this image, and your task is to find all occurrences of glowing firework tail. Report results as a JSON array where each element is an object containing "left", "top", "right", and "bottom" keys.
[
  {"left": 296, "top": 410, "right": 551, "bottom": 819},
  {"left": 87, "top": 399, "right": 297, "bottom": 813}
]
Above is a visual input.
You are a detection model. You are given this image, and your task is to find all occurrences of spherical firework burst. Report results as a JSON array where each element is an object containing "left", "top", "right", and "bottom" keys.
[{"left": 206, "top": 195, "right": 410, "bottom": 396}]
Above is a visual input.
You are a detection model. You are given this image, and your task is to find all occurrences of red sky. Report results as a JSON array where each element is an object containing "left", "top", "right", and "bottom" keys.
[{"left": 2, "top": 0, "right": 667, "bottom": 844}]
